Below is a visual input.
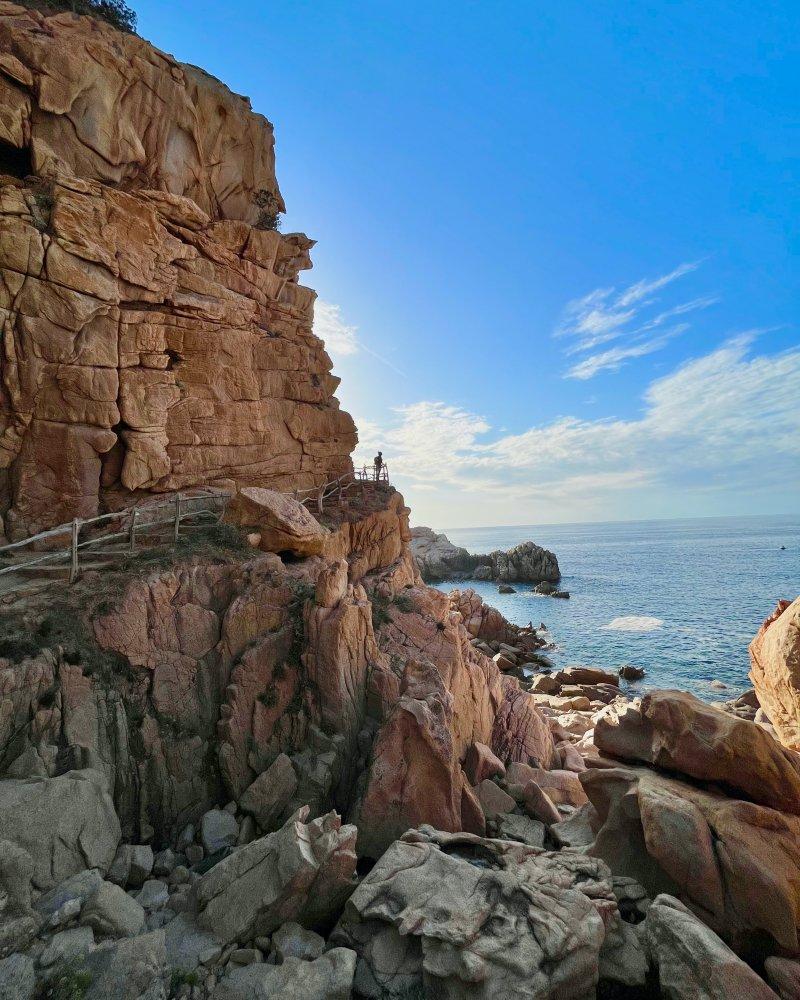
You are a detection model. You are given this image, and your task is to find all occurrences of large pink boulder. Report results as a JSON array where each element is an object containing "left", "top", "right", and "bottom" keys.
[
  {"left": 595, "top": 689, "right": 800, "bottom": 815},
  {"left": 750, "top": 597, "right": 800, "bottom": 751},
  {"left": 225, "top": 487, "right": 329, "bottom": 557}
]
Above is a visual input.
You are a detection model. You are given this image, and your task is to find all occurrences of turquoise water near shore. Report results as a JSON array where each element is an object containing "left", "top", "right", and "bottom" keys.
[{"left": 434, "top": 515, "right": 800, "bottom": 701}]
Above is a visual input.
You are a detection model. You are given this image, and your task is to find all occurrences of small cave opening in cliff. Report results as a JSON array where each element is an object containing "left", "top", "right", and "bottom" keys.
[
  {"left": 165, "top": 349, "right": 183, "bottom": 371},
  {"left": 278, "top": 550, "right": 303, "bottom": 564},
  {"left": 0, "top": 139, "right": 32, "bottom": 178}
]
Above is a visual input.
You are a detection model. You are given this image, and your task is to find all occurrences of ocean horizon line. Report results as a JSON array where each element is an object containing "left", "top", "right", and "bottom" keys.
[{"left": 437, "top": 510, "right": 799, "bottom": 536}]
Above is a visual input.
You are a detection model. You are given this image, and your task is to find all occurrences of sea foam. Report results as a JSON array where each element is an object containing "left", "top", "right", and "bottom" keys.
[{"left": 601, "top": 615, "right": 664, "bottom": 632}]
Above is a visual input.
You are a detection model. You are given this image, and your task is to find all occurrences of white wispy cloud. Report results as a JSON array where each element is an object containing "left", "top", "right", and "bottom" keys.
[
  {"left": 314, "top": 300, "right": 406, "bottom": 376},
  {"left": 367, "top": 336, "right": 800, "bottom": 521},
  {"left": 565, "top": 323, "right": 691, "bottom": 380},
  {"left": 314, "top": 301, "right": 359, "bottom": 356},
  {"left": 556, "top": 262, "right": 715, "bottom": 379}
]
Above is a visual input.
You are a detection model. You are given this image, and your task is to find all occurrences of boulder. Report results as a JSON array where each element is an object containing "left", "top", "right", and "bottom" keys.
[
  {"left": 271, "top": 921, "right": 325, "bottom": 962},
  {"left": 551, "top": 667, "right": 619, "bottom": 687},
  {"left": 766, "top": 956, "right": 800, "bottom": 1000},
  {"left": 475, "top": 779, "right": 516, "bottom": 819},
  {"left": 507, "top": 764, "right": 588, "bottom": 807},
  {"left": 0, "top": 770, "right": 120, "bottom": 891},
  {"left": 594, "top": 690, "right": 800, "bottom": 815},
  {"left": 646, "top": 894, "right": 776, "bottom": 999},
  {"left": 239, "top": 754, "right": 298, "bottom": 832},
  {"left": 0, "top": 954, "right": 34, "bottom": 1000},
  {"left": 136, "top": 879, "right": 170, "bottom": 912},
  {"left": 490, "top": 813, "right": 546, "bottom": 848},
  {"left": 464, "top": 742, "right": 506, "bottom": 784},
  {"left": 551, "top": 802, "right": 598, "bottom": 848},
  {"left": 82, "top": 929, "right": 167, "bottom": 1000},
  {"left": 211, "top": 950, "right": 357, "bottom": 1000},
  {"left": 39, "top": 926, "right": 95, "bottom": 970},
  {"left": 191, "top": 808, "right": 357, "bottom": 945},
  {"left": 333, "top": 827, "right": 618, "bottom": 999},
  {"left": 0, "top": 841, "right": 39, "bottom": 958},
  {"left": 36, "top": 869, "right": 104, "bottom": 921},
  {"left": 491, "top": 677, "right": 558, "bottom": 769},
  {"left": 750, "top": 597, "right": 800, "bottom": 750},
  {"left": 225, "top": 488, "right": 329, "bottom": 557},
  {"left": 353, "top": 659, "right": 470, "bottom": 859},
  {"left": 108, "top": 845, "right": 155, "bottom": 888},
  {"left": 80, "top": 881, "right": 146, "bottom": 938},
  {"left": 519, "top": 781, "right": 563, "bottom": 826},
  {"left": 582, "top": 764, "right": 800, "bottom": 953},
  {"left": 200, "top": 809, "right": 239, "bottom": 855},
  {"left": 619, "top": 664, "right": 646, "bottom": 681}
]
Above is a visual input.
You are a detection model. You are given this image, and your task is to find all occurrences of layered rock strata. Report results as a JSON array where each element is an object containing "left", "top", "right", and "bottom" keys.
[{"left": 0, "top": 3, "right": 356, "bottom": 538}]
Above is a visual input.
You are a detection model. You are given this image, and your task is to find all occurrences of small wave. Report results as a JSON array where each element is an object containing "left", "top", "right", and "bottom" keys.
[{"left": 601, "top": 615, "right": 664, "bottom": 632}]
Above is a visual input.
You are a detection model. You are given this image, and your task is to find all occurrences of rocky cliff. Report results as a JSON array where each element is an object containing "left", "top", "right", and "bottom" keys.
[{"left": 0, "top": 2, "right": 356, "bottom": 538}]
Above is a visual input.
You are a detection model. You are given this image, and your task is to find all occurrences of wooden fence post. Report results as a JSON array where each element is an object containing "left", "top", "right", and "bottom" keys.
[
  {"left": 129, "top": 508, "right": 138, "bottom": 554},
  {"left": 68, "top": 518, "right": 80, "bottom": 583},
  {"left": 173, "top": 493, "right": 182, "bottom": 542}
]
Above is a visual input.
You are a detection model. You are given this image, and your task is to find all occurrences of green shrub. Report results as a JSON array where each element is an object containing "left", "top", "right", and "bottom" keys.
[
  {"left": 253, "top": 189, "right": 282, "bottom": 231},
  {"left": 393, "top": 593, "right": 414, "bottom": 614},
  {"left": 47, "top": 963, "right": 92, "bottom": 1000},
  {"left": 257, "top": 688, "right": 278, "bottom": 709},
  {"left": 370, "top": 593, "right": 391, "bottom": 631},
  {"left": 169, "top": 968, "right": 200, "bottom": 993},
  {"left": 20, "top": 0, "right": 137, "bottom": 32}
]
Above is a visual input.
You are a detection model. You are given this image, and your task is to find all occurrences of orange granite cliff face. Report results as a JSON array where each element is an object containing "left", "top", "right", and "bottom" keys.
[{"left": 0, "top": 2, "right": 356, "bottom": 538}]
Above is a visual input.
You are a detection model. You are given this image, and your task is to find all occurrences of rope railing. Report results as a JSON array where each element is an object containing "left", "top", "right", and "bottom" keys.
[{"left": 0, "top": 464, "right": 390, "bottom": 589}]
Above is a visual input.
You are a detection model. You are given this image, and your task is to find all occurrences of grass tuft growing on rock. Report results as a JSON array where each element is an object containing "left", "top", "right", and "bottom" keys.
[{"left": 45, "top": 963, "right": 92, "bottom": 1000}]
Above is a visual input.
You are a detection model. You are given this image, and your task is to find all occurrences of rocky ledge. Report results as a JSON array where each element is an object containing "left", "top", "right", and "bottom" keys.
[{"left": 411, "top": 526, "right": 561, "bottom": 585}]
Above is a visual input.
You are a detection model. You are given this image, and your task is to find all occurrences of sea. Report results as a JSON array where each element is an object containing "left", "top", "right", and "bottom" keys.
[{"left": 433, "top": 514, "right": 800, "bottom": 702}]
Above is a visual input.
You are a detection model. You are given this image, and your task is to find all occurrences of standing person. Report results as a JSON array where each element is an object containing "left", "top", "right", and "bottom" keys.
[{"left": 373, "top": 450, "right": 383, "bottom": 481}]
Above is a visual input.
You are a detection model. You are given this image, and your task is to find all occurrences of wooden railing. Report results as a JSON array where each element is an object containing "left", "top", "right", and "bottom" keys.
[
  {"left": 0, "top": 464, "right": 390, "bottom": 589},
  {"left": 0, "top": 489, "right": 230, "bottom": 585}
]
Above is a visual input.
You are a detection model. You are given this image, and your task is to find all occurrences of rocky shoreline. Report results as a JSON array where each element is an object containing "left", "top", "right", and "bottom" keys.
[{"left": 411, "top": 526, "right": 562, "bottom": 585}]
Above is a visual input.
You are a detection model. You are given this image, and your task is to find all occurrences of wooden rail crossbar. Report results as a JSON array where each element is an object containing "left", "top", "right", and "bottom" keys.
[{"left": 0, "top": 465, "right": 390, "bottom": 589}]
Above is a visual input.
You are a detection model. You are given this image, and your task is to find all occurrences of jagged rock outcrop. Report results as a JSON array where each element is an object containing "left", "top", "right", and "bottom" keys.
[
  {"left": 0, "top": 4, "right": 356, "bottom": 537},
  {"left": 750, "top": 596, "right": 800, "bottom": 750},
  {"left": 594, "top": 689, "right": 800, "bottom": 814},
  {"left": 583, "top": 763, "right": 800, "bottom": 955},
  {"left": 191, "top": 808, "right": 358, "bottom": 945},
  {"left": 332, "top": 826, "right": 641, "bottom": 999},
  {"left": 411, "top": 527, "right": 560, "bottom": 584},
  {"left": 646, "top": 894, "right": 778, "bottom": 1000},
  {"left": 0, "top": 768, "right": 120, "bottom": 890}
]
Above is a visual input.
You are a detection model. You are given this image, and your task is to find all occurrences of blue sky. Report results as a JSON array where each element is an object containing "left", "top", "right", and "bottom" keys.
[{"left": 136, "top": 0, "right": 799, "bottom": 527}]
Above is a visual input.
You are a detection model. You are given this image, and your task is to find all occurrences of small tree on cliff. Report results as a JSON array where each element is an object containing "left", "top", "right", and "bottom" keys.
[
  {"left": 253, "top": 189, "right": 282, "bottom": 231},
  {"left": 21, "top": 0, "right": 137, "bottom": 33}
]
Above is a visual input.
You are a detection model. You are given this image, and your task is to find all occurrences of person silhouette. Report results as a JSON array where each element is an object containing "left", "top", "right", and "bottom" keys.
[{"left": 373, "top": 451, "right": 384, "bottom": 480}]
